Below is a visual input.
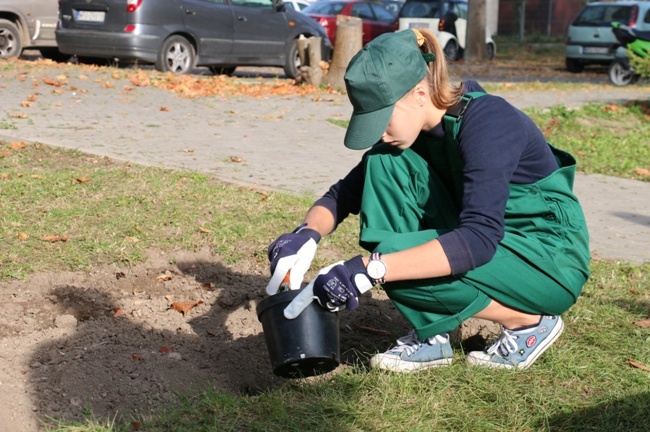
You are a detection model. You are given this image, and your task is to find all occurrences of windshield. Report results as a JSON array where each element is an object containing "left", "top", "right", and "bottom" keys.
[
  {"left": 303, "top": 1, "right": 345, "bottom": 15},
  {"left": 572, "top": 5, "right": 633, "bottom": 26},
  {"left": 399, "top": 0, "right": 441, "bottom": 18}
]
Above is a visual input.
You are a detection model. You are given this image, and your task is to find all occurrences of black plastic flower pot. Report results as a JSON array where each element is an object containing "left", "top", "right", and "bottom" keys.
[{"left": 256, "top": 288, "right": 340, "bottom": 378}]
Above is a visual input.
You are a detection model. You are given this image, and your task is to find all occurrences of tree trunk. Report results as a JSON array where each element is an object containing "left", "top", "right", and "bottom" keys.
[
  {"left": 465, "top": 0, "right": 487, "bottom": 61},
  {"left": 323, "top": 15, "right": 362, "bottom": 91},
  {"left": 297, "top": 36, "right": 324, "bottom": 86}
]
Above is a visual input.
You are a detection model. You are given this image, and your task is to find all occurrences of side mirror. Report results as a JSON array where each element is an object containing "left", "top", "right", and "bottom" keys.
[{"left": 272, "top": 0, "right": 285, "bottom": 11}]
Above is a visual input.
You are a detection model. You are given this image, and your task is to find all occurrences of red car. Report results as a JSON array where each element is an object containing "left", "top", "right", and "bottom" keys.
[{"left": 302, "top": 0, "right": 398, "bottom": 46}]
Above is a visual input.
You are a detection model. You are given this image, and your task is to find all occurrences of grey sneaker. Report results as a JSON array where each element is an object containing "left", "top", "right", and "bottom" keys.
[
  {"left": 369, "top": 330, "right": 453, "bottom": 372},
  {"left": 466, "top": 315, "right": 564, "bottom": 369}
]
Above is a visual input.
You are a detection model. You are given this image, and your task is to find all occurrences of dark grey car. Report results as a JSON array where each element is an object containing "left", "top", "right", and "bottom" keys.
[
  {"left": 56, "top": 0, "right": 332, "bottom": 78},
  {"left": 0, "top": 0, "right": 68, "bottom": 60}
]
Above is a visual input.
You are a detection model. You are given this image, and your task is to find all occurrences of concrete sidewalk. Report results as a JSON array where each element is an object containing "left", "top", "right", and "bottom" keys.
[{"left": 0, "top": 69, "right": 648, "bottom": 264}]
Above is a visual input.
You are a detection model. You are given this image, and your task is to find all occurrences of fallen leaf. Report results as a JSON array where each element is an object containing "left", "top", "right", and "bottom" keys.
[
  {"left": 18, "top": 232, "right": 28, "bottom": 241},
  {"left": 31, "top": 174, "right": 42, "bottom": 179},
  {"left": 112, "top": 308, "right": 129, "bottom": 317},
  {"left": 171, "top": 300, "right": 204, "bottom": 316},
  {"left": 73, "top": 177, "right": 90, "bottom": 183},
  {"left": 21, "top": 101, "right": 31, "bottom": 108},
  {"left": 157, "top": 274, "right": 173, "bottom": 282},
  {"left": 115, "top": 272, "right": 126, "bottom": 279},
  {"left": 164, "top": 295, "right": 174, "bottom": 302},
  {"left": 111, "top": 71, "right": 120, "bottom": 80},
  {"left": 27, "top": 94, "right": 38, "bottom": 102},
  {"left": 42, "top": 235, "right": 68, "bottom": 242},
  {"left": 10, "top": 141, "right": 26, "bottom": 149},
  {"left": 11, "top": 113, "right": 28, "bottom": 119},
  {"left": 159, "top": 346, "right": 175, "bottom": 353},
  {"left": 131, "top": 355, "right": 142, "bottom": 361},
  {"left": 182, "top": 148, "right": 194, "bottom": 153},
  {"left": 198, "top": 227, "right": 211, "bottom": 233},
  {"left": 160, "top": 106, "right": 170, "bottom": 112},
  {"left": 230, "top": 156, "right": 243, "bottom": 163},
  {"left": 627, "top": 358, "right": 650, "bottom": 372},
  {"left": 634, "top": 320, "right": 650, "bottom": 328},
  {"left": 635, "top": 168, "right": 650, "bottom": 177},
  {"left": 0, "top": 151, "right": 10, "bottom": 157}
]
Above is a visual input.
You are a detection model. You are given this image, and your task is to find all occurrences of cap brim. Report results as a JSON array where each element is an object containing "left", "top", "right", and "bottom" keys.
[{"left": 344, "top": 104, "right": 395, "bottom": 150}]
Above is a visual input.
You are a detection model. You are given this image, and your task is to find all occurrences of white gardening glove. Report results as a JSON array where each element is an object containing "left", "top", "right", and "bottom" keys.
[
  {"left": 265, "top": 224, "right": 321, "bottom": 295},
  {"left": 284, "top": 255, "right": 374, "bottom": 319}
]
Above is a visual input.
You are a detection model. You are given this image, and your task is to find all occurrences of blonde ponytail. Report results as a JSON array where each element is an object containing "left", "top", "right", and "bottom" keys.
[{"left": 412, "top": 29, "right": 463, "bottom": 109}]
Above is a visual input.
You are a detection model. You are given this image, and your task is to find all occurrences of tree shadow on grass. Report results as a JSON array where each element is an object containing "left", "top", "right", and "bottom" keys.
[{"left": 541, "top": 392, "right": 650, "bottom": 432}]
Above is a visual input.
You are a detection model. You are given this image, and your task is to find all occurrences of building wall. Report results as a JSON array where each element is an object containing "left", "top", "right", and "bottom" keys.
[{"left": 498, "top": 0, "right": 588, "bottom": 37}]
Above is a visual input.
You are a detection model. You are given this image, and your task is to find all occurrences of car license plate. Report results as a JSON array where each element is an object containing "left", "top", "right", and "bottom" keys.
[
  {"left": 583, "top": 47, "right": 609, "bottom": 54},
  {"left": 75, "top": 10, "right": 106, "bottom": 23},
  {"left": 408, "top": 22, "right": 431, "bottom": 30}
]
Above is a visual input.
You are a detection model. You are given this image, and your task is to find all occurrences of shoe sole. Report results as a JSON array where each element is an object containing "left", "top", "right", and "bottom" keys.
[
  {"left": 467, "top": 316, "right": 565, "bottom": 370},
  {"left": 369, "top": 355, "right": 453, "bottom": 373}
]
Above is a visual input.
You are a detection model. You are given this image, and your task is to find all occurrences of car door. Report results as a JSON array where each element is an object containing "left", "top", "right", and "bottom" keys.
[
  {"left": 180, "top": 0, "right": 234, "bottom": 60},
  {"left": 230, "top": 0, "right": 288, "bottom": 59},
  {"left": 449, "top": 1, "right": 467, "bottom": 49},
  {"left": 10, "top": 0, "right": 58, "bottom": 43}
]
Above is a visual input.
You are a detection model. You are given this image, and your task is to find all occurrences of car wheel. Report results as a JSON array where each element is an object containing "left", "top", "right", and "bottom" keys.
[
  {"left": 443, "top": 40, "right": 458, "bottom": 62},
  {"left": 0, "top": 19, "right": 22, "bottom": 59},
  {"left": 283, "top": 39, "right": 302, "bottom": 79},
  {"left": 209, "top": 66, "right": 236, "bottom": 76},
  {"left": 155, "top": 35, "right": 195, "bottom": 74},
  {"left": 486, "top": 42, "right": 495, "bottom": 60},
  {"left": 608, "top": 60, "right": 638, "bottom": 86},
  {"left": 39, "top": 48, "right": 71, "bottom": 63},
  {"left": 565, "top": 58, "right": 584, "bottom": 73}
]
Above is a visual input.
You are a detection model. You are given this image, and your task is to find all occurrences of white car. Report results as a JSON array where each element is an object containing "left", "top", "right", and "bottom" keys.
[{"left": 397, "top": 0, "right": 495, "bottom": 61}]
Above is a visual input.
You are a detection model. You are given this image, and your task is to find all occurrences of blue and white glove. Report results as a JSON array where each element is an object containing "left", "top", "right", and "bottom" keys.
[
  {"left": 284, "top": 255, "right": 374, "bottom": 319},
  {"left": 265, "top": 224, "right": 321, "bottom": 295}
]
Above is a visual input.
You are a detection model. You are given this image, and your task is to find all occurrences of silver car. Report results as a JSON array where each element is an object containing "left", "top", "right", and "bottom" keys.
[
  {"left": 0, "top": 0, "right": 68, "bottom": 60},
  {"left": 565, "top": 1, "right": 650, "bottom": 73},
  {"left": 56, "top": 0, "right": 332, "bottom": 78}
]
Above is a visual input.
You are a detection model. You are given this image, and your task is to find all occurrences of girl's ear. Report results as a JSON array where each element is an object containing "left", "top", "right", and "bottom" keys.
[{"left": 413, "top": 84, "right": 429, "bottom": 106}]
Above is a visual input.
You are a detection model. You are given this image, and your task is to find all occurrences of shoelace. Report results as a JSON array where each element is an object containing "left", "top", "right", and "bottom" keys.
[
  {"left": 486, "top": 329, "right": 519, "bottom": 357},
  {"left": 388, "top": 330, "right": 448, "bottom": 357}
]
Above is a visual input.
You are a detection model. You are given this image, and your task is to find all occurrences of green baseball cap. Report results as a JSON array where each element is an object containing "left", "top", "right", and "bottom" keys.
[{"left": 343, "top": 30, "right": 428, "bottom": 150}]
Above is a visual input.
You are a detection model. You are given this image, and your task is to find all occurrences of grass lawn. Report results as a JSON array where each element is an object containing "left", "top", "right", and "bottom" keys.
[{"left": 1, "top": 48, "right": 649, "bottom": 431}]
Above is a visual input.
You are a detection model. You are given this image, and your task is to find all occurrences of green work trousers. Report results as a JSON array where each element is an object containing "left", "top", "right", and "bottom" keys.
[{"left": 358, "top": 144, "right": 590, "bottom": 340}]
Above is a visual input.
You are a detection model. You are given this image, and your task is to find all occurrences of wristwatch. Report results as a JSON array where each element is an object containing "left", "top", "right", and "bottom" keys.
[{"left": 366, "top": 252, "right": 387, "bottom": 285}]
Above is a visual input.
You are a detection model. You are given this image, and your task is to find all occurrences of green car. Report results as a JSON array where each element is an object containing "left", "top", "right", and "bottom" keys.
[{"left": 565, "top": 1, "right": 650, "bottom": 73}]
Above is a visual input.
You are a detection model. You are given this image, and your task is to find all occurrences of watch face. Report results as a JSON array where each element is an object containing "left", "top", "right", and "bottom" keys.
[{"left": 367, "top": 260, "right": 386, "bottom": 279}]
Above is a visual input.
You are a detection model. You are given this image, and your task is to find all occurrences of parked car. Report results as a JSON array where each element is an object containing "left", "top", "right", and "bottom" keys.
[
  {"left": 397, "top": 0, "right": 496, "bottom": 61},
  {"left": 0, "top": 0, "right": 68, "bottom": 61},
  {"left": 565, "top": 1, "right": 650, "bottom": 73},
  {"left": 381, "top": 0, "right": 405, "bottom": 17},
  {"left": 284, "top": 0, "right": 311, "bottom": 11},
  {"left": 56, "top": 0, "right": 332, "bottom": 78},
  {"left": 302, "top": 0, "right": 398, "bottom": 46}
]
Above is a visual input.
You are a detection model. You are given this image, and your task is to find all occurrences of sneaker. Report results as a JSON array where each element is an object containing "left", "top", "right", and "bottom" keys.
[
  {"left": 466, "top": 315, "right": 564, "bottom": 369},
  {"left": 369, "top": 329, "right": 453, "bottom": 372}
]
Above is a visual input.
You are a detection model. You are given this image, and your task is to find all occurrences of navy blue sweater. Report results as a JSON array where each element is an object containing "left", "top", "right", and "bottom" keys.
[{"left": 314, "top": 81, "right": 559, "bottom": 274}]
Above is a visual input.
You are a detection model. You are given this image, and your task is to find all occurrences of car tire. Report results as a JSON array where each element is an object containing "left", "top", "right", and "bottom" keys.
[
  {"left": 565, "top": 58, "right": 584, "bottom": 73},
  {"left": 608, "top": 60, "right": 638, "bottom": 86},
  {"left": 443, "top": 40, "right": 458, "bottom": 62},
  {"left": 155, "top": 35, "right": 195, "bottom": 74},
  {"left": 0, "top": 19, "right": 22, "bottom": 59},
  {"left": 209, "top": 66, "right": 236, "bottom": 76},
  {"left": 283, "top": 39, "right": 302, "bottom": 79},
  {"left": 39, "top": 48, "right": 71, "bottom": 63},
  {"left": 486, "top": 42, "right": 495, "bottom": 60}
]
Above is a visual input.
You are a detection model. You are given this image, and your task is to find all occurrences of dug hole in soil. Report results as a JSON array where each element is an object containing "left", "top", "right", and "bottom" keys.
[{"left": 0, "top": 247, "right": 499, "bottom": 430}]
